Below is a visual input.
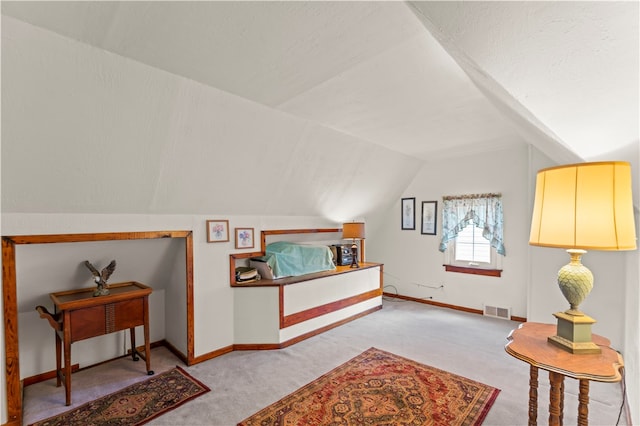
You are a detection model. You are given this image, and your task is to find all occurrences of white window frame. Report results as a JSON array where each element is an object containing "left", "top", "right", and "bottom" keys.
[{"left": 443, "top": 221, "right": 503, "bottom": 270}]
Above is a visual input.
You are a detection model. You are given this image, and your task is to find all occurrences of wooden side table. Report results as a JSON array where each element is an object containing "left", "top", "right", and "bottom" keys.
[
  {"left": 36, "top": 281, "right": 154, "bottom": 405},
  {"left": 505, "top": 322, "right": 623, "bottom": 426}
]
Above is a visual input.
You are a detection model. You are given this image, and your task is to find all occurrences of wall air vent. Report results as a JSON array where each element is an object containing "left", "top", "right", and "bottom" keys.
[{"left": 483, "top": 305, "right": 511, "bottom": 320}]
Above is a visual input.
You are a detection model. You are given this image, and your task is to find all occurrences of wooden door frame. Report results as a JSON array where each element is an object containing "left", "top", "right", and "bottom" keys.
[{"left": 2, "top": 230, "right": 194, "bottom": 425}]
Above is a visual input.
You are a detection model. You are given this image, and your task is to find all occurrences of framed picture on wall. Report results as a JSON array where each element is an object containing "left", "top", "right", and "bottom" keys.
[
  {"left": 235, "top": 228, "right": 255, "bottom": 249},
  {"left": 401, "top": 198, "right": 415, "bottom": 230},
  {"left": 206, "top": 220, "right": 229, "bottom": 243},
  {"left": 421, "top": 201, "right": 438, "bottom": 235}
]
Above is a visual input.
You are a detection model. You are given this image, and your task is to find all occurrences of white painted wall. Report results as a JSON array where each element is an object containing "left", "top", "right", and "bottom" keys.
[
  {"left": 0, "top": 212, "right": 340, "bottom": 420},
  {"left": 367, "top": 144, "right": 639, "bottom": 422},
  {"left": 367, "top": 143, "right": 634, "bottom": 346},
  {"left": 233, "top": 266, "right": 382, "bottom": 344},
  {"left": 625, "top": 245, "right": 640, "bottom": 424},
  {"left": 367, "top": 144, "right": 530, "bottom": 319},
  {"left": 234, "top": 287, "right": 280, "bottom": 344},
  {"left": 15, "top": 239, "right": 179, "bottom": 377}
]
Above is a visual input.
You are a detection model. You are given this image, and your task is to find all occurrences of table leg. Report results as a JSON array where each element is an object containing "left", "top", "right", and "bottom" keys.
[
  {"left": 143, "top": 297, "right": 153, "bottom": 375},
  {"left": 578, "top": 379, "right": 589, "bottom": 426},
  {"left": 130, "top": 327, "right": 139, "bottom": 361},
  {"left": 549, "top": 371, "right": 564, "bottom": 426},
  {"left": 63, "top": 311, "right": 72, "bottom": 406},
  {"left": 528, "top": 365, "right": 538, "bottom": 426},
  {"left": 560, "top": 378, "right": 564, "bottom": 423},
  {"left": 55, "top": 331, "right": 62, "bottom": 387}
]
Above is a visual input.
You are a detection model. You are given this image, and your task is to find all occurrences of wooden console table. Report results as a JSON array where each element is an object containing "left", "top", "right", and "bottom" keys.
[
  {"left": 505, "top": 322, "right": 623, "bottom": 426},
  {"left": 36, "top": 281, "right": 154, "bottom": 405}
]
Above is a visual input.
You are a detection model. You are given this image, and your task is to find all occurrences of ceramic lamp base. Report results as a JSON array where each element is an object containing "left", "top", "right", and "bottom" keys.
[
  {"left": 558, "top": 249, "right": 593, "bottom": 314},
  {"left": 548, "top": 311, "right": 601, "bottom": 354}
]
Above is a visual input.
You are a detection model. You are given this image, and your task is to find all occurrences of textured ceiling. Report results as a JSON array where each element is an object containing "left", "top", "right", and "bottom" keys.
[{"left": 409, "top": 1, "right": 639, "bottom": 161}]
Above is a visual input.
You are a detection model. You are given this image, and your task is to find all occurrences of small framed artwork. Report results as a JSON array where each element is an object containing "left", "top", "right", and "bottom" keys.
[
  {"left": 401, "top": 197, "right": 416, "bottom": 230},
  {"left": 235, "top": 228, "right": 255, "bottom": 249},
  {"left": 206, "top": 220, "right": 229, "bottom": 243},
  {"left": 421, "top": 201, "right": 438, "bottom": 235}
]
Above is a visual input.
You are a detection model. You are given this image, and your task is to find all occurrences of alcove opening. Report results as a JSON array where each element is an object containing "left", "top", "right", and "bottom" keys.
[{"left": 2, "top": 230, "right": 194, "bottom": 424}]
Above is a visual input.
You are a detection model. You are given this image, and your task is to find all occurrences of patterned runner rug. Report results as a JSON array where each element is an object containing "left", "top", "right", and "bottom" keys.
[
  {"left": 29, "top": 366, "right": 209, "bottom": 426},
  {"left": 239, "top": 347, "right": 500, "bottom": 426}
]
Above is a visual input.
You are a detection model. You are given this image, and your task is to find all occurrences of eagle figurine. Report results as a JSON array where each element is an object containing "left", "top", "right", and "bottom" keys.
[{"left": 84, "top": 259, "right": 116, "bottom": 296}]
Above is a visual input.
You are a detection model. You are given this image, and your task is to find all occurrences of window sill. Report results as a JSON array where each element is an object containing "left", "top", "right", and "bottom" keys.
[{"left": 443, "top": 265, "right": 502, "bottom": 277}]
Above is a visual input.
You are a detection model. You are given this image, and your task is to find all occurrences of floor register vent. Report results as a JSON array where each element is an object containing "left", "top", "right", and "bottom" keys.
[{"left": 483, "top": 305, "right": 511, "bottom": 320}]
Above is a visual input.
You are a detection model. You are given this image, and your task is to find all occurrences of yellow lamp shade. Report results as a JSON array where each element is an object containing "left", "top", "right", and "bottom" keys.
[{"left": 529, "top": 161, "right": 636, "bottom": 250}]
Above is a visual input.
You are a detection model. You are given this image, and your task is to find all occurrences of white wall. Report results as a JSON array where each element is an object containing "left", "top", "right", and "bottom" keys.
[
  {"left": 15, "top": 239, "right": 180, "bottom": 377},
  {"left": 368, "top": 143, "right": 634, "bottom": 345},
  {"left": 367, "top": 144, "right": 530, "bottom": 318},
  {"left": 368, "top": 144, "right": 639, "bottom": 422},
  {"left": 0, "top": 212, "right": 340, "bottom": 423},
  {"left": 625, "top": 246, "right": 640, "bottom": 423}
]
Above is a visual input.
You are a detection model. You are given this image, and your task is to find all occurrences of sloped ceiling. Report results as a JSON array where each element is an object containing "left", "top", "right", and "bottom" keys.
[
  {"left": 409, "top": 1, "right": 639, "bottom": 161},
  {"left": 1, "top": 1, "right": 523, "bottom": 161},
  {"left": 2, "top": 1, "right": 638, "bottom": 216}
]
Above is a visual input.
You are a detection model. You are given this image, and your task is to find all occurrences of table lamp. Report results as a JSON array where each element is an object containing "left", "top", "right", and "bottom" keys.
[
  {"left": 529, "top": 161, "right": 636, "bottom": 354},
  {"left": 342, "top": 222, "right": 365, "bottom": 268}
]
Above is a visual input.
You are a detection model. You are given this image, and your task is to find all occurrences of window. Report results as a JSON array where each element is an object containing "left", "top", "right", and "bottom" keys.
[
  {"left": 454, "top": 222, "right": 491, "bottom": 264},
  {"left": 439, "top": 193, "right": 505, "bottom": 275},
  {"left": 445, "top": 221, "right": 502, "bottom": 271}
]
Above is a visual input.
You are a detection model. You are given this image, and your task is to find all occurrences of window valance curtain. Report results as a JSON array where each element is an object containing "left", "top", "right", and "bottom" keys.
[{"left": 439, "top": 193, "right": 506, "bottom": 255}]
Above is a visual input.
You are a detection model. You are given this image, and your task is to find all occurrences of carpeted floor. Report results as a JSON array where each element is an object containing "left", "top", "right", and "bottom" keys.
[{"left": 23, "top": 299, "right": 629, "bottom": 425}]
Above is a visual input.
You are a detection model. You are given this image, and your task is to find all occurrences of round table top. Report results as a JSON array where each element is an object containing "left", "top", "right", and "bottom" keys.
[{"left": 505, "top": 322, "right": 623, "bottom": 382}]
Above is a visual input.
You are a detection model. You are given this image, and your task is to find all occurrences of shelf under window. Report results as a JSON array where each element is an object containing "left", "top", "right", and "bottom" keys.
[{"left": 443, "top": 264, "right": 502, "bottom": 277}]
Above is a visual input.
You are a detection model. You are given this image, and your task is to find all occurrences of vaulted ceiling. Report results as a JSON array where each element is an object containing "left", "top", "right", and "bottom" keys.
[{"left": 2, "top": 1, "right": 638, "bottom": 217}]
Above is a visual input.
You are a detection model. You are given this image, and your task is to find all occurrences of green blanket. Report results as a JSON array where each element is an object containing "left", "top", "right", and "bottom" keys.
[{"left": 264, "top": 241, "right": 335, "bottom": 278}]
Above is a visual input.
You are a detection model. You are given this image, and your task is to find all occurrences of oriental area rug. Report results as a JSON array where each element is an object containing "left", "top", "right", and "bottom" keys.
[
  {"left": 238, "top": 347, "right": 500, "bottom": 426},
  {"left": 29, "top": 366, "right": 209, "bottom": 426}
]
